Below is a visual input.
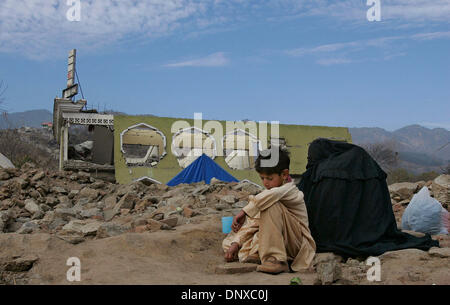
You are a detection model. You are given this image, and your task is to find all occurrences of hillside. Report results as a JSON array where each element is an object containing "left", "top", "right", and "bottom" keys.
[
  {"left": 350, "top": 125, "right": 450, "bottom": 173},
  {"left": 0, "top": 109, "right": 52, "bottom": 129}
]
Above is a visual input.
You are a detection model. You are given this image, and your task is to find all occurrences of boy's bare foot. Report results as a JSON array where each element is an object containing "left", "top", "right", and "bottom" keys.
[{"left": 224, "top": 243, "right": 239, "bottom": 262}]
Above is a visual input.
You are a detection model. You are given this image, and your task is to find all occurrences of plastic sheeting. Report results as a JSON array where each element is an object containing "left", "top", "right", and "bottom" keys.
[{"left": 167, "top": 154, "right": 238, "bottom": 186}]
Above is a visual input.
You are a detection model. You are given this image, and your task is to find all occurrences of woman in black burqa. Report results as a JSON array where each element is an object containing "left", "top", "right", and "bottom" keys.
[{"left": 297, "top": 138, "right": 439, "bottom": 258}]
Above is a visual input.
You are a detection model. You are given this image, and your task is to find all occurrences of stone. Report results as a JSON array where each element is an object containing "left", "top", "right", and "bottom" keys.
[
  {"left": 79, "top": 187, "right": 99, "bottom": 201},
  {"left": 103, "top": 208, "right": 119, "bottom": 222},
  {"left": 17, "top": 221, "right": 40, "bottom": 234},
  {"left": 183, "top": 207, "right": 196, "bottom": 218},
  {"left": 24, "top": 199, "right": 40, "bottom": 214},
  {"left": 160, "top": 217, "right": 178, "bottom": 228},
  {"left": 214, "top": 203, "right": 229, "bottom": 211},
  {"left": 80, "top": 208, "right": 103, "bottom": 219},
  {"left": 117, "top": 192, "right": 138, "bottom": 210},
  {"left": 215, "top": 262, "right": 258, "bottom": 274},
  {"left": 31, "top": 210, "right": 45, "bottom": 220},
  {"left": 68, "top": 190, "right": 79, "bottom": 199},
  {"left": 3, "top": 255, "right": 39, "bottom": 272},
  {"left": 56, "top": 234, "right": 85, "bottom": 245},
  {"left": 232, "top": 201, "right": 248, "bottom": 209},
  {"left": 428, "top": 247, "right": 450, "bottom": 258},
  {"left": 192, "top": 185, "right": 210, "bottom": 196},
  {"left": 146, "top": 219, "right": 164, "bottom": 231},
  {"left": 220, "top": 195, "right": 237, "bottom": 205},
  {"left": 379, "top": 248, "right": 429, "bottom": 261},
  {"left": 432, "top": 175, "right": 449, "bottom": 208},
  {"left": 0, "top": 171, "right": 10, "bottom": 181},
  {"left": 16, "top": 178, "right": 29, "bottom": 189},
  {"left": 61, "top": 220, "right": 102, "bottom": 236},
  {"left": 398, "top": 199, "right": 410, "bottom": 206},
  {"left": 45, "top": 197, "right": 59, "bottom": 208},
  {"left": 388, "top": 182, "right": 419, "bottom": 200},
  {"left": 52, "top": 186, "right": 68, "bottom": 195},
  {"left": 316, "top": 259, "right": 342, "bottom": 285},
  {"left": 31, "top": 171, "right": 45, "bottom": 182},
  {"left": 96, "top": 223, "right": 127, "bottom": 239},
  {"left": 104, "top": 195, "right": 117, "bottom": 210},
  {"left": 54, "top": 208, "right": 78, "bottom": 221}
]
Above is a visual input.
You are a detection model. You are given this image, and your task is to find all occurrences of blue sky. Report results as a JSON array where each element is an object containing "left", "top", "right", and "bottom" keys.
[{"left": 0, "top": 0, "right": 449, "bottom": 131}]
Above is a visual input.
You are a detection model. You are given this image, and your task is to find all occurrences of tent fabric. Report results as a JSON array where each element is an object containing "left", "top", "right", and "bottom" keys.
[
  {"left": 297, "top": 138, "right": 439, "bottom": 258},
  {"left": 167, "top": 154, "right": 239, "bottom": 186}
]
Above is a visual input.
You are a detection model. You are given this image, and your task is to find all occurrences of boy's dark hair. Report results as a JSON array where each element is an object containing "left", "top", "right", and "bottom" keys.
[{"left": 255, "top": 146, "right": 290, "bottom": 175}]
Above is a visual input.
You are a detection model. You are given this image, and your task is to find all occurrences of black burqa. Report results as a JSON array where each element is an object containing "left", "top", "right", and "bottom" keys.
[{"left": 297, "top": 138, "right": 439, "bottom": 258}]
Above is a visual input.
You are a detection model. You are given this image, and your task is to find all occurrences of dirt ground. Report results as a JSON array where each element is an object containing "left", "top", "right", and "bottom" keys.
[{"left": 1, "top": 213, "right": 448, "bottom": 285}]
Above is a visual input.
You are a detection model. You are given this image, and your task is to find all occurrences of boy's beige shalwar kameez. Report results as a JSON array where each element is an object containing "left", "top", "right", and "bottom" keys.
[{"left": 222, "top": 182, "right": 316, "bottom": 271}]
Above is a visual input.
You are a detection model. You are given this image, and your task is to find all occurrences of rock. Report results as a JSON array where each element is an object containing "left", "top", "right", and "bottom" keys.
[
  {"left": 90, "top": 181, "right": 106, "bottom": 189},
  {"left": 56, "top": 234, "right": 85, "bottom": 244},
  {"left": 17, "top": 221, "right": 40, "bottom": 234},
  {"left": 0, "top": 171, "right": 10, "bottom": 181},
  {"left": 79, "top": 187, "right": 99, "bottom": 201},
  {"left": 68, "top": 190, "right": 79, "bottom": 199},
  {"left": 432, "top": 175, "right": 449, "bottom": 208},
  {"left": 3, "top": 255, "right": 39, "bottom": 272},
  {"left": 215, "top": 262, "right": 259, "bottom": 274},
  {"left": 146, "top": 219, "right": 164, "bottom": 231},
  {"left": 103, "top": 208, "right": 119, "bottom": 222},
  {"left": 61, "top": 220, "right": 102, "bottom": 236},
  {"left": 24, "top": 199, "right": 40, "bottom": 214},
  {"left": 220, "top": 195, "right": 237, "bottom": 205},
  {"left": 313, "top": 253, "right": 343, "bottom": 285},
  {"left": 96, "top": 223, "right": 127, "bottom": 239},
  {"left": 51, "top": 186, "right": 68, "bottom": 195},
  {"left": 104, "top": 195, "right": 117, "bottom": 210},
  {"left": 232, "top": 201, "right": 248, "bottom": 209},
  {"left": 428, "top": 247, "right": 450, "bottom": 258},
  {"left": 398, "top": 199, "right": 410, "bottom": 206},
  {"left": 80, "top": 208, "right": 103, "bottom": 219},
  {"left": 214, "top": 203, "right": 229, "bottom": 211},
  {"left": 31, "top": 171, "right": 45, "bottom": 182},
  {"left": 31, "top": 210, "right": 45, "bottom": 220},
  {"left": 160, "top": 217, "right": 178, "bottom": 228},
  {"left": 45, "top": 197, "right": 59, "bottom": 208},
  {"left": 54, "top": 208, "right": 78, "bottom": 221},
  {"left": 116, "top": 192, "right": 138, "bottom": 210},
  {"left": 192, "top": 185, "right": 210, "bottom": 196},
  {"left": 388, "top": 182, "right": 419, "bottom": 201},
  {"left": 16, "top": 178, "right": 29, "bottom": 189},
  {"left": 379, "top": 248, "right": 429, "bottom": 261},
  {"left": 39, "top": 204, "right": 51, "bottom": 212},
  {"left": 182, "top": 207, "right": 196, "bottom": 218}
]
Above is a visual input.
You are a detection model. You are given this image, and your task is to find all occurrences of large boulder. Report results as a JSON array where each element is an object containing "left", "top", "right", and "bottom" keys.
[
  {"left": 432, "top": 175, "right": 449, "bottom": 208},
  {"left": 388, "top": 182, "right": 420, "bottom": 201}
]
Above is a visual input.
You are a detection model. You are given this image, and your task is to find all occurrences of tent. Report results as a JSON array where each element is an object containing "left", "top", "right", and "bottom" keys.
[{"left": 167, "top": 154, "right": 239, "bottom": 186}]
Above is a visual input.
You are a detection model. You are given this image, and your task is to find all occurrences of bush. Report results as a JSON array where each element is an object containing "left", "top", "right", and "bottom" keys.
[{"left": 387, "top": 168, "right": 440, "bottom": 184}]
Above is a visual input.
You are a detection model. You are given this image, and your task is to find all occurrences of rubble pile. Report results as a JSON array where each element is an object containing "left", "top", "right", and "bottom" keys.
[
  {"left": 388, "top": 175, "right": 450, "bottom": 227},
  {"left": 0, "top": 163, "right": 262, "bottom": 244}
]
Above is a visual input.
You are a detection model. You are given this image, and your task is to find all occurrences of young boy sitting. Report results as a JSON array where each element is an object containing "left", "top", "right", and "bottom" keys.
[{"left": 222, "top": 146, "right": 316, "bottom": 274}]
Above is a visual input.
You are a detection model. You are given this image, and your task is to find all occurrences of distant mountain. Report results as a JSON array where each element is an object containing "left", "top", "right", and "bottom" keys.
[
  {"left": 0, "top": 109, "right": 53, "bottom": 129},
  {"left": 350, "top": 125, "right": 450, "bottom": 173}
]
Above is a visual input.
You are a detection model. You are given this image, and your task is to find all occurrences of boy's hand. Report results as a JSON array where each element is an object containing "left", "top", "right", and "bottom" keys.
[{"left": 232, "top": 210, "right": 246, "bottom": 233}]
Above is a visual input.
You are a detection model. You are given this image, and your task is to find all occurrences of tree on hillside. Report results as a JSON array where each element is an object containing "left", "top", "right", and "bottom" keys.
[{"left": 361, "top": 140, "right": 399, "bottom": 172}]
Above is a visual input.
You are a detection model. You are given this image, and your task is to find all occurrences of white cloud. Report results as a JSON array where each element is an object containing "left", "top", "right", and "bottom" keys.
[
  {"left": 164, "top": 52, "right": 229, "bottom": 67},
  {"left": 0, "top": 1, "right": 449, "bottom": 60},
  {"left": 285, "top": 31, "right": 450, "bottom": 64}
]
